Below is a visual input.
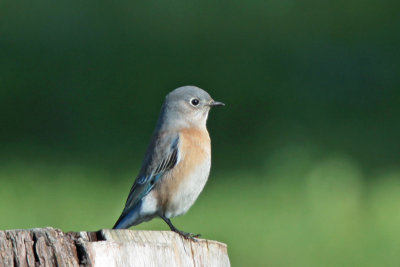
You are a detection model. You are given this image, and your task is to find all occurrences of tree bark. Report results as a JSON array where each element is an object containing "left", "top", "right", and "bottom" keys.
[{"left": 0, "top": 227, "right": 230, "bottom": 267}]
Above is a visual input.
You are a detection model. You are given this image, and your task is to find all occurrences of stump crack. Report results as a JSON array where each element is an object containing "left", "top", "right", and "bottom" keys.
[
  {"left": 74, "top": 239, "right": 91, "bottom": 267},
  {"left": 31, "top": 232, "right": 41, "bottom": 266},
  {"left": 189, "top": 241, "right": 196, "bottom": 267}
]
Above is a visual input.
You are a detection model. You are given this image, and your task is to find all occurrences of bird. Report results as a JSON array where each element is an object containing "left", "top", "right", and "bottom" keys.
[{"left": 113, "top": 85, "right": 224, "bottom": 240}]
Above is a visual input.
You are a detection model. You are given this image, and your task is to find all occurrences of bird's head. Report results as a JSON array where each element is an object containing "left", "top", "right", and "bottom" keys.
[{"left": 161, "top": 85, "right": 224, "bottom": 129}]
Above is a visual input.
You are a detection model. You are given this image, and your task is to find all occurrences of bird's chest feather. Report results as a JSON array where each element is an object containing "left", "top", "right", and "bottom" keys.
[{"left": 157, "top": 128, "right": 211, "bottom": 218}]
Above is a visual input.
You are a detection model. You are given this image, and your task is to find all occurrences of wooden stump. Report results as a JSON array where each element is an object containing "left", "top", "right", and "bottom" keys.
[{"left": 0, "top": 227, "right": 230, "bottom": 267}]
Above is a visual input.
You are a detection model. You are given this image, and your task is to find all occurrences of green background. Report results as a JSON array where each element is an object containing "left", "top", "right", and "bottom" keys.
[{"left": 1, "top": 1, "right": 399, "bottom": 266}]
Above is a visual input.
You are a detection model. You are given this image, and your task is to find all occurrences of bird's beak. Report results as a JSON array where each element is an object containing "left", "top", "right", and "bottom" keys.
[{"left": 209, "top": 100, "right": 225, "bottom": 107}]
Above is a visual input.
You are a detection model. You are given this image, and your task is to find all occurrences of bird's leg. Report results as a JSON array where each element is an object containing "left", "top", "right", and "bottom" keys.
[{"left": 160, "top": 215, "right": 201, "bottom": 241}]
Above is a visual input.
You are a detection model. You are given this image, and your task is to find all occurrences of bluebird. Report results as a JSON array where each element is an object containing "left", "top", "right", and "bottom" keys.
[{"left": 113, "top": 85, "right": 224, "bottom": 240}]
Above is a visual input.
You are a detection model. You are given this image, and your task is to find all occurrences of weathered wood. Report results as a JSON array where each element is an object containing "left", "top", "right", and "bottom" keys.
[{"left": 0, "top": 228, "right": 230, "bottom": 267}]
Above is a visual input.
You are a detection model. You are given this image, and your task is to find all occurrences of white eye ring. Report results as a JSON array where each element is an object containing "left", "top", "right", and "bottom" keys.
[{"left": 190, "top": 98, "right": 200, "bottom": 106}]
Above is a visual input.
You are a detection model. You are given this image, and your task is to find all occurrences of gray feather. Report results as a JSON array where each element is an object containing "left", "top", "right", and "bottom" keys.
[{"left": 121, "top": 133, "right": 180, "bottom": 215}]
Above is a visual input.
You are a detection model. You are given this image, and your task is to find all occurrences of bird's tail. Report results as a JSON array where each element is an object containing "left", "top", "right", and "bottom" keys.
[{"left": 113, "top": 201, "right": 142, "bottom": 229}]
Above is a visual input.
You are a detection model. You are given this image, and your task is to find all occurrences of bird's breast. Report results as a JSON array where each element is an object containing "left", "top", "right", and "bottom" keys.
[{"left": 156, "top": 127, "right": 211, "bottom": 218}]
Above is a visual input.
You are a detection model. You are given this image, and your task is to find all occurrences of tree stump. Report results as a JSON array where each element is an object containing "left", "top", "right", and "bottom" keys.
[{"left": 0, "top": 227, "right": 230, "bottom": 267}]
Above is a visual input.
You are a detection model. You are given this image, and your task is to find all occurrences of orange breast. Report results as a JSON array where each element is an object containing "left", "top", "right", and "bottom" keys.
[{"left": 155, "top": 127, "right": 211, "bottom": 212}]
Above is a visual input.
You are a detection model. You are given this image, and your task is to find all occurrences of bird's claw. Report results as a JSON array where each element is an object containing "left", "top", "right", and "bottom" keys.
[{"left": 173, "top": 229, "right": 201, "bottom": 241}]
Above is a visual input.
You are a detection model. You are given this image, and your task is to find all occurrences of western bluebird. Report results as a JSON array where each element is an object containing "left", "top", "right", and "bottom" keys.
[{"left": 113, "top": 85, "right": 224, "bottom": 240}]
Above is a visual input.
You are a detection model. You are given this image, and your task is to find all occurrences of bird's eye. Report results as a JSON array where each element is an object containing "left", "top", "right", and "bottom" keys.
[{"left": 190, "top": 98, "right": 200, "bottom": 106}]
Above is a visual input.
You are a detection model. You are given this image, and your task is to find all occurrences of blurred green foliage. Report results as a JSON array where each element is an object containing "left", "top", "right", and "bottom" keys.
[{"left": 0, "top": 0, "right": 399, "bottom": 266}]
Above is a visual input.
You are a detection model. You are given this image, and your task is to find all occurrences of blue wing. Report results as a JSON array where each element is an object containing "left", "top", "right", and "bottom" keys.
[{"left": 113, "top": 133, "right": 180, "bottom": 229}]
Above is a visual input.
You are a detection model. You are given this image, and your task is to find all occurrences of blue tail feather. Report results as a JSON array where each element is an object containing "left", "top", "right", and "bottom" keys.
[{"left": 113, "top": 200, "right": 142, "bottom": 229}]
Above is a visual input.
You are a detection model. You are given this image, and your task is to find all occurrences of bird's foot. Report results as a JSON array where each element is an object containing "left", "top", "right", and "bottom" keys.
[
  {"left": 160, "top": 215, "right": 201, "bottom": 241},
  {"left": 172, "top": 229, "right": 201, "bottom": 241}
]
